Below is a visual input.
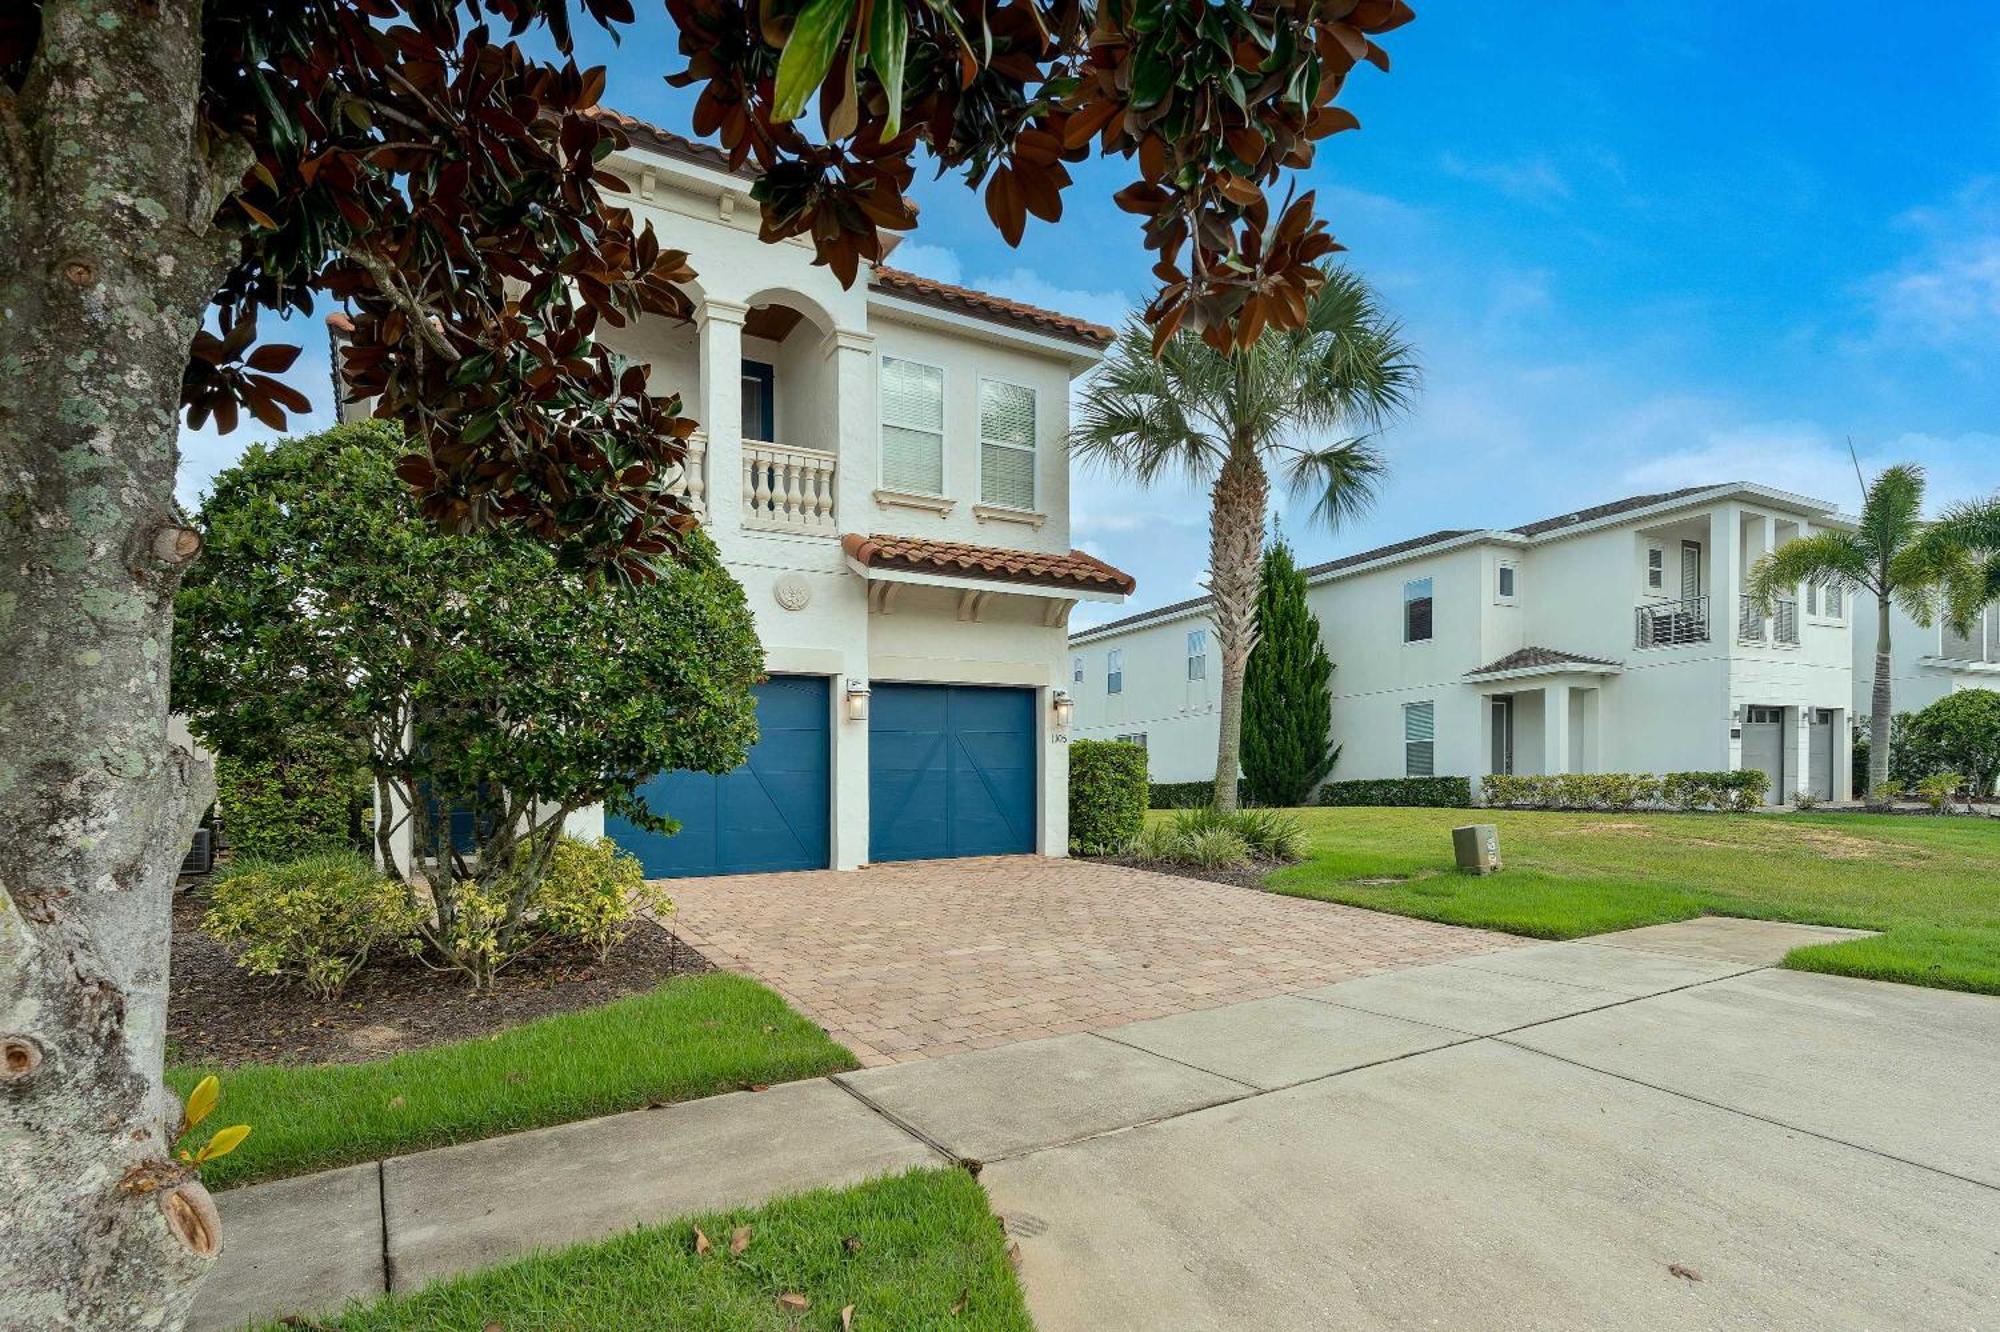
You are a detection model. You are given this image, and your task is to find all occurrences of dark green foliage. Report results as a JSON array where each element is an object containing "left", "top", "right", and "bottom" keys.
[
  {"left": 1242, "top": 539, "right": 1339, "bottom": 807},
  {"left": 215, "top": 732, "right": 370, "bottom": 860},
  {"left": 1150, "top": 778, "right": 1249, "bottom": 809},
  {"left": 1903, "top": 691, "right": 2000, "bottom": 793},
  {"left": 1317, "top": 776, "right": 1473, "bottom": 808},
  {"left": 1658, "top": 770, "right": 1770, "bottom": 812},
  {"left": 1069, "top": 741, "right": 1150, "bottom": 855}
]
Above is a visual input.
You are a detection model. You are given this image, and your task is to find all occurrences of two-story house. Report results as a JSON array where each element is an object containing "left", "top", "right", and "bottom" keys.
[
  {"left": 352, "top": 112, "right": 1131, "bottom": 877},
  {"left": 1070, "top": 483, "right": 1858, "bottom": 805},
  {"left": 1855, "top": 596, "right": 2000, "bottom": 729}
]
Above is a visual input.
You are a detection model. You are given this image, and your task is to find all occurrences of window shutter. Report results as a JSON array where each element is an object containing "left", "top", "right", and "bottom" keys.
[
  {"left": 881, "top": 358, "right": 944, "bottom": 494},
  {"left": 978, "top": 381, "right": 1037, "bottom": 508},
  {"left": 1404, "top": 702, "right": 1436, "bottom": 778}
]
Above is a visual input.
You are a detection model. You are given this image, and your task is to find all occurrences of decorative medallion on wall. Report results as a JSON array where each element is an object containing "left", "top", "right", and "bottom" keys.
[{"left": 773, "top": 573, "right": 812, "bottom": 612}]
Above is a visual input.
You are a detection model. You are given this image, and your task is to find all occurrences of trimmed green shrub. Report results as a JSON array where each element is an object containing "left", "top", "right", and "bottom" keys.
[
  {"left": 1660, "top": 770, "right": 1767, "bottom": 812},
  {"left": 1242, "top": 539, "right": 1339, "bottom": 807},
  {"left": 1071, "top": 740, "right": 1150, "bottom": 854},
  {"left": 1481, "top": 772, "right": 1663, "bottom": 811},
  {"left": 203, "top": 852, "right": 422, "bottom": 998},
  {"left": 1148, "top": 778, "right": 1248, "bottom": 809},
  {"left": 215, "top": 735, "right": 370, "bottom": 861},
  {"left": 533, "top": 836, "right": 673, "bottom": 960},
  {"left": 1317, "top": 776, "right": 1472, "bottom": 808},
  {"left": 1904, "top": 691, "right": 2000, "bottom": 795}
]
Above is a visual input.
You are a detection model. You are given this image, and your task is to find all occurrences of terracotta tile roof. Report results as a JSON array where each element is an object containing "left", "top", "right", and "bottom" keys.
[
  {"left": 868, "top": 266, "right": 1117, "bottom": 349},
  {"left": 843, "top": 533, "right": 1136, "bottom": 596},
  {"left": 589, "top": 107, "right": 745, "bottom": 177},
  {"left": 1466, "top": 646, "right": 1624, "bottom": 678}
]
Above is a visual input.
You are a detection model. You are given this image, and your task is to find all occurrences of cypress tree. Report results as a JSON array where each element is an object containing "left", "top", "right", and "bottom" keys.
[{"left": 1242, "top": 538, "right": 1339, "bottom": 806}]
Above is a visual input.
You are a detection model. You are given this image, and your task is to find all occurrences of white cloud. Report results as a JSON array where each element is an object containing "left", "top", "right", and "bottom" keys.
[
  {"left": 1862, "top": 178, "right": 2000, "bottom": 361},
  {"left": 886, "top": 240, "right": 964, "bottom": 285},
  {"left": 1621, "top": 420, "right": 2000, "bottom": 514},
  {"left": 1439, "top": 151, "right": 1573, "bottom": 209}
]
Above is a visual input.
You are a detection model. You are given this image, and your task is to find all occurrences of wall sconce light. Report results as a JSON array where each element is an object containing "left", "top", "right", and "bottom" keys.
[
  {"left": 845, "top": 678, "right": 871, "bottom": 722},
  {"left": 1052, "top": 689, "right": 1074, "bottom": 729}
]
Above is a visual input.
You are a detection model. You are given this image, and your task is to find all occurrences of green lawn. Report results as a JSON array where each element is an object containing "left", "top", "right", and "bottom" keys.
[
  {"left": 171, "top": 972, "right": 856, "bottom": 1190},
  {"left": 1257, "top": 807, "right": 2000, "bottom": 994},
  {"left": 265, "top": 1167, "right": 1033, "bottom": 1332}
]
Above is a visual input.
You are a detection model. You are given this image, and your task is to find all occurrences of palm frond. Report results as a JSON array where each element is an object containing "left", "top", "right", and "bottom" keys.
[
  {"left": 1279, "top": 436, "right": 1387, "bottom": 532},
  {"left": 1856, "top": 463, "right": 1926, "bottom": 565},
  {"left": 1745, "top": 531, "right": 1872, "bottom": 612}
]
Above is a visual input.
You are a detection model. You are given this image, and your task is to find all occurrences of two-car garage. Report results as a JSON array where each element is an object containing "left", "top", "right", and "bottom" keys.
[{"left": 607, "top": 675, "right": 1037, "bottom": 877}]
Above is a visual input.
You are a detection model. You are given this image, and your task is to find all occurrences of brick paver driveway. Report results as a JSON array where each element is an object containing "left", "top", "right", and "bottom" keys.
[{"left": 666, "top": 856, "right": 1522, "bottom": 1066}]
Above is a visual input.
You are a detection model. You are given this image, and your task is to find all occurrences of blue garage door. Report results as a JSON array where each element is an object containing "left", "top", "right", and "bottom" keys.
[
  {"left": 870, "top": 684, "right": 1036, "bottom": 862},
  {"left": 608, "top": 676, "right": 830, "bottom": 877}
]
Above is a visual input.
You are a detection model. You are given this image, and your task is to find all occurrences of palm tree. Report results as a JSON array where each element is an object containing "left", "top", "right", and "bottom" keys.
[
  {"left": 1074, "top": 266, "right": 1417, "bottom": 810},
  {"left": 1746, "top": 464, "right": 1943, "bottom": 801},
  {"left": 1923, "top": 494, "right": 2000, "bottom": 634}
]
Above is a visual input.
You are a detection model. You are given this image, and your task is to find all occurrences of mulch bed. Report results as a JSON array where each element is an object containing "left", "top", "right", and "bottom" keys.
[{"left": 168, "top": 879, "right": 712, "bottom": 1068}]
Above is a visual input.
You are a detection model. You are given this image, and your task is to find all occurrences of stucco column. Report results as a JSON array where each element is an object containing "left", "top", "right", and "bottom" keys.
[
  {"left": 1835, "top": 708, "right": 1853, "bottom": 801},
  {"left": 1544, "top": 682, "right": 1572, "bottom": 775},
  {"left": 1792, "top": 705, "right": 1814, "bottom": 804},
  {"left": 1711, "top": 503, "right": 1742, "bottom": 641},
  {"left": 698, "top": 299, "right": 748, "bottom": 544},
  {"left": 831, "top": 676, "right": 868, "bottom": 870},
  {"left": 823, "top": 327, "right": 876, "bottom": 533}
]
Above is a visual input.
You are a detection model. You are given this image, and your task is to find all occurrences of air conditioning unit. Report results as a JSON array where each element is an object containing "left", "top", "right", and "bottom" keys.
[{"left": 180, "top": 827, "right": 215, "bottom": 877}]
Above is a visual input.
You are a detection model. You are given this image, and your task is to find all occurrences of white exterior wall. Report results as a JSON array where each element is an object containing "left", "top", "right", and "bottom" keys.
[
  {"left": 356, "top": 141, "right": 1110, "bottom": 872},
  {"left": 1073, "top": 485, "right": 1860, "bottom": 802},
  {"left": 1855, "top": 599, "right": 2000, "bottom": 721}
]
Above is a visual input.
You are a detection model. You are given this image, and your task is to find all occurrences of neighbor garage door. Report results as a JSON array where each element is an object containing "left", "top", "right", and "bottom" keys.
[
  {"left": 869, "top": 684, "right": 1035, "bottom": 862},
  {"left": 607, "top": 675, "right": 830, "bottom": 877}
]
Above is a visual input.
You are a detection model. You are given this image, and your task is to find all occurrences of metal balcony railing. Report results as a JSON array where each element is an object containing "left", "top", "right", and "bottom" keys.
[
  {"left": 1738, "top": 595, "right": 1764, "bottom": 643},
  {"left": 1636, "top": 595, "right": 1709, "bottom": 648}
]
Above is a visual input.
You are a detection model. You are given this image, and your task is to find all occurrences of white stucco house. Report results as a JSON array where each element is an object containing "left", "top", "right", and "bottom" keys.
[
  {"left": 1070, "top": 483, "right": 1866, "bottom": 806},
  {"left": 346, "top": 112, "right": 1131, "bottom": 877},
  {"left": 1854, "top": 595, "right": 2000, "bottom": 724}
]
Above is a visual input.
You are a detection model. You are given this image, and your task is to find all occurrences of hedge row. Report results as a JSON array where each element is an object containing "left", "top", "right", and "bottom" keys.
[
  {"left": 1148, "top": 778, "right": 1248, "bottom": 810},
  {"left": 1481, "top": 769, "right": 1767, "bottom": 812},
  {"left": 1070, "top": 740, "right": 1149, "bottom": 855},
  {"left": 1317, "top": 776, "right": 1473, "bottom": 808}
]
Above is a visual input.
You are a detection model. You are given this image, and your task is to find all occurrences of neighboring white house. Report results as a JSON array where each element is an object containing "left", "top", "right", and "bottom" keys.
[
  {"left": 1853, "top": 597, "right": 2000, "bottom": 725},
  {"left": 1070, "top": 483, "right": 1862, "bottom": 806},
  {"left": 344, "top": 112, "right": 1130, "bottom": 877}
]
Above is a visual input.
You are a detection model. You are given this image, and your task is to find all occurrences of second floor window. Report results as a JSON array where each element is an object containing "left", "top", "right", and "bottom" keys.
[
  {"left": 1647, "top": 547, "right": 1665, "bottom": 590},
  {"left": 1186, "top": 629, "right": 1208, "bottom": 680},
  {"left": 741, "top": 360, "right": 775, "bottom": 442},
  {"left": 1404, "top": 701, "right": 1436, "bottom": 777},
  {"left": 1072, "top": 654, "right": 1084, "bottom": 684},
  {"left": 1497, "top": 563, "right": 1516, "bottom": 600},
  {"left": 880, "top": 356, "right": 945, "bottom": 495},
  {"left": 1107, "top": 648, "right": 1124, "bottom": 694},
  {"left": 1404, "top": 577, "right": 1434, "bottom": 643},
  {"left": 979, "top": 380, "right": 1038, "bottom": 509}
]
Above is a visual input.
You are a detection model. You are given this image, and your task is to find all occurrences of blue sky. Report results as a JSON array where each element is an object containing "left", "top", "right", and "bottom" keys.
[{"left": 177, "top": 4, "right": 2000, "bottom": 627}]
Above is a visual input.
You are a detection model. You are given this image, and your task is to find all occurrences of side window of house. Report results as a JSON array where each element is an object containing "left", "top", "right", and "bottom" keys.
[
  {"left": 1186, "top": 629, "right": 1208, "bottom": 680},
  {"left": 1107, "top": 648, "right": 1124, "bottom": 695},
  {"left": 1072, "top": 654, "right": 1085, "bottom": 685},
  {"left": 1115, "top": 733, "right": 1148, "bottom": 749},
  {"left": 1646, "top": 547, "right": 1664, "bottom": 591},
  {"left": 979, "top": 380, "right": 1037, "bottom": 510},
  {"left": 1403, "top": 577, "right": 1434, "bottom": 643},
  {"left": 1403, "top": 701, "right": 1436, "bottom": 777},
  {"left": 880, "top": 356, "right": 945, "bottom": 495},
  {"left": 1826, "top": 583, "right": 1843, "bottom": 618},
  {"left": 1496, "top": 562, "right": 1516, "bottom": 601}
]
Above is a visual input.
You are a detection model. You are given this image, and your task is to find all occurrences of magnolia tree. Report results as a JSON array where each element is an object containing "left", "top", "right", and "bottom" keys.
[
  {"left": 173, "top": 422, "right": 763, "bottom": 983},
  {"left": 0, "top": 0, "right": 1414, "bottom": 1321}
]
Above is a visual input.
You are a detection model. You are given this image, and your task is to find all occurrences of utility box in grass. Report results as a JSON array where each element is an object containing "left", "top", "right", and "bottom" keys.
[{"left": 1453, "top": 824, "right": 1501, "bottom": 875}]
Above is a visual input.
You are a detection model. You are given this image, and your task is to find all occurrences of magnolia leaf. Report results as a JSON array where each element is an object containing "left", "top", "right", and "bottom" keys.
[
  {"left": 729, "top": 1225, "right": 751, "bottom": 1255},
  {"left": 184, "top": 1075, "right": 220, "bottom": 1131},
  {"left": 772, "top": 0, "right": 859, "bottom": 123},
  {"left": 197, "top": 1123, "right": 252, "bottom": 1164},
  {"left": 841, "top": 1305, "right": 855, "bottom": 1330},
  {"left": 868, "top": 0, "right": 908, "bottom": 136},
  {"left": 693, "top": 1226, "right": 712, "bottom": 1255},
  {"left": 777, "top": 1292, "right": 809, "bottom": 1311}
]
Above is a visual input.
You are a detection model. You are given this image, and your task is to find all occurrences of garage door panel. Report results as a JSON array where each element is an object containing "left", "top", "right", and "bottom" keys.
[
  {"left": 609, "top": 676, "right": 830, "bottom": 878},
  {"left": 871, "top": 684, "right": 1034, "bottom": 862}
]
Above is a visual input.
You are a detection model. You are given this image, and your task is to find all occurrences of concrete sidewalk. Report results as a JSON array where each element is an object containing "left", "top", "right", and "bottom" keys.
[{"left": 195, "top": 916, "right": 2000, "bottom": 1332}]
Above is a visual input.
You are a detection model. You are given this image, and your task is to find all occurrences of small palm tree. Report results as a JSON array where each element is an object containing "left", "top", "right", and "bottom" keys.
[
  {"left": 1746, "top": 464, "right": 1943, "bottom": 800},
  {"left": 1074, "top": 266, "right": 1416, "bottom": 810},
  {"left": 1923, "top": 494, "right": 2000, "bottom": 633}
]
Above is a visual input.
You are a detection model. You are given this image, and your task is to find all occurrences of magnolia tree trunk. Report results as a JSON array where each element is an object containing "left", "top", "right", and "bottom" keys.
[
  {"left": 1207, "top": 445, "right": 1270, "bottom": 812},
  {"left": 1868, "top": 592, "right": 1894, "bottom": 801},
  {"left": 0, "top": 3, "right": 243, "bottom": 1326}
]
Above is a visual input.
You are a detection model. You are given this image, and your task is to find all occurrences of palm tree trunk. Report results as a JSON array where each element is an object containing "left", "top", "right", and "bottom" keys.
[
  {"left": 1869, "top": 591, "right": 1893, "bottom": 801},
  {"left": 1208, "top": 444, "right": 1269, "bottom": 811}
]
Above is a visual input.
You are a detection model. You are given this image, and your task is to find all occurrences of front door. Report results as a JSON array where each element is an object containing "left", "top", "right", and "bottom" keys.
[
  {"left": 1490, "top": 696, "right": 1514, "bottom": 775},
  {"left": 1808, "top": 708, "right": 1836, "bottom": 801}
]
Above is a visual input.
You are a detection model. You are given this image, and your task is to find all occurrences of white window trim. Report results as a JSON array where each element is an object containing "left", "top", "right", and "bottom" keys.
[
  {"left": 976, "top": 376, "right": 1039, "bottom": 512},
  {"left": 1645, "top": 546, "right": 1665, "bottom": 594},
  {"left": 1071, "top": 654, "right": 1085, "bottom": 685},
  {"left": 1186, "top": 628, "right": 1208, "bottom": 681},
  {"left": 1107, "top": 647, "right": 1124, "bottom": 695},
  {"left": 1403, "top": 700, "right": 1437, "bottom": 778},
  {"left": 1495, "top": 559, "right": 1518, "bottom": 606},
  {"left": 877, "top": 353, "right": 948, "bottom": 499}
]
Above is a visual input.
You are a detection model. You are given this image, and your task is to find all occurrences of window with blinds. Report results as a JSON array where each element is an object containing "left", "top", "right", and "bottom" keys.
[
  {"left": 1107, "top": 648, "right": 1124, "bottom": 695},
  {"left": 979, "top": 379, "right": 1037, "bottom": 509},
  {"left": 1404, "top": 701, "right": 1436, "bottom": 777},
  {"left": 880, "top": 357, "right": 945, "bottom": 494}
]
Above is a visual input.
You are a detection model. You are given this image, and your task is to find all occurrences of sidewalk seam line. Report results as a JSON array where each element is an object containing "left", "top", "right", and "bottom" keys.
[
  {"left": 827, "top": 1075, "right": 963, "bottom": 1163},
  {"left": 1083, "top": 1029, "right": 1263, "bottom": 1091},
  {"left": 1292, "top": 961, "right": 1763, "bottom": 1039},
  {"left": 375, "top": 1158, "right": 391, "bottom": 1295},
  {"left": 1491, "top": 1038, "right": 2000, "bottom": 1194}
]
